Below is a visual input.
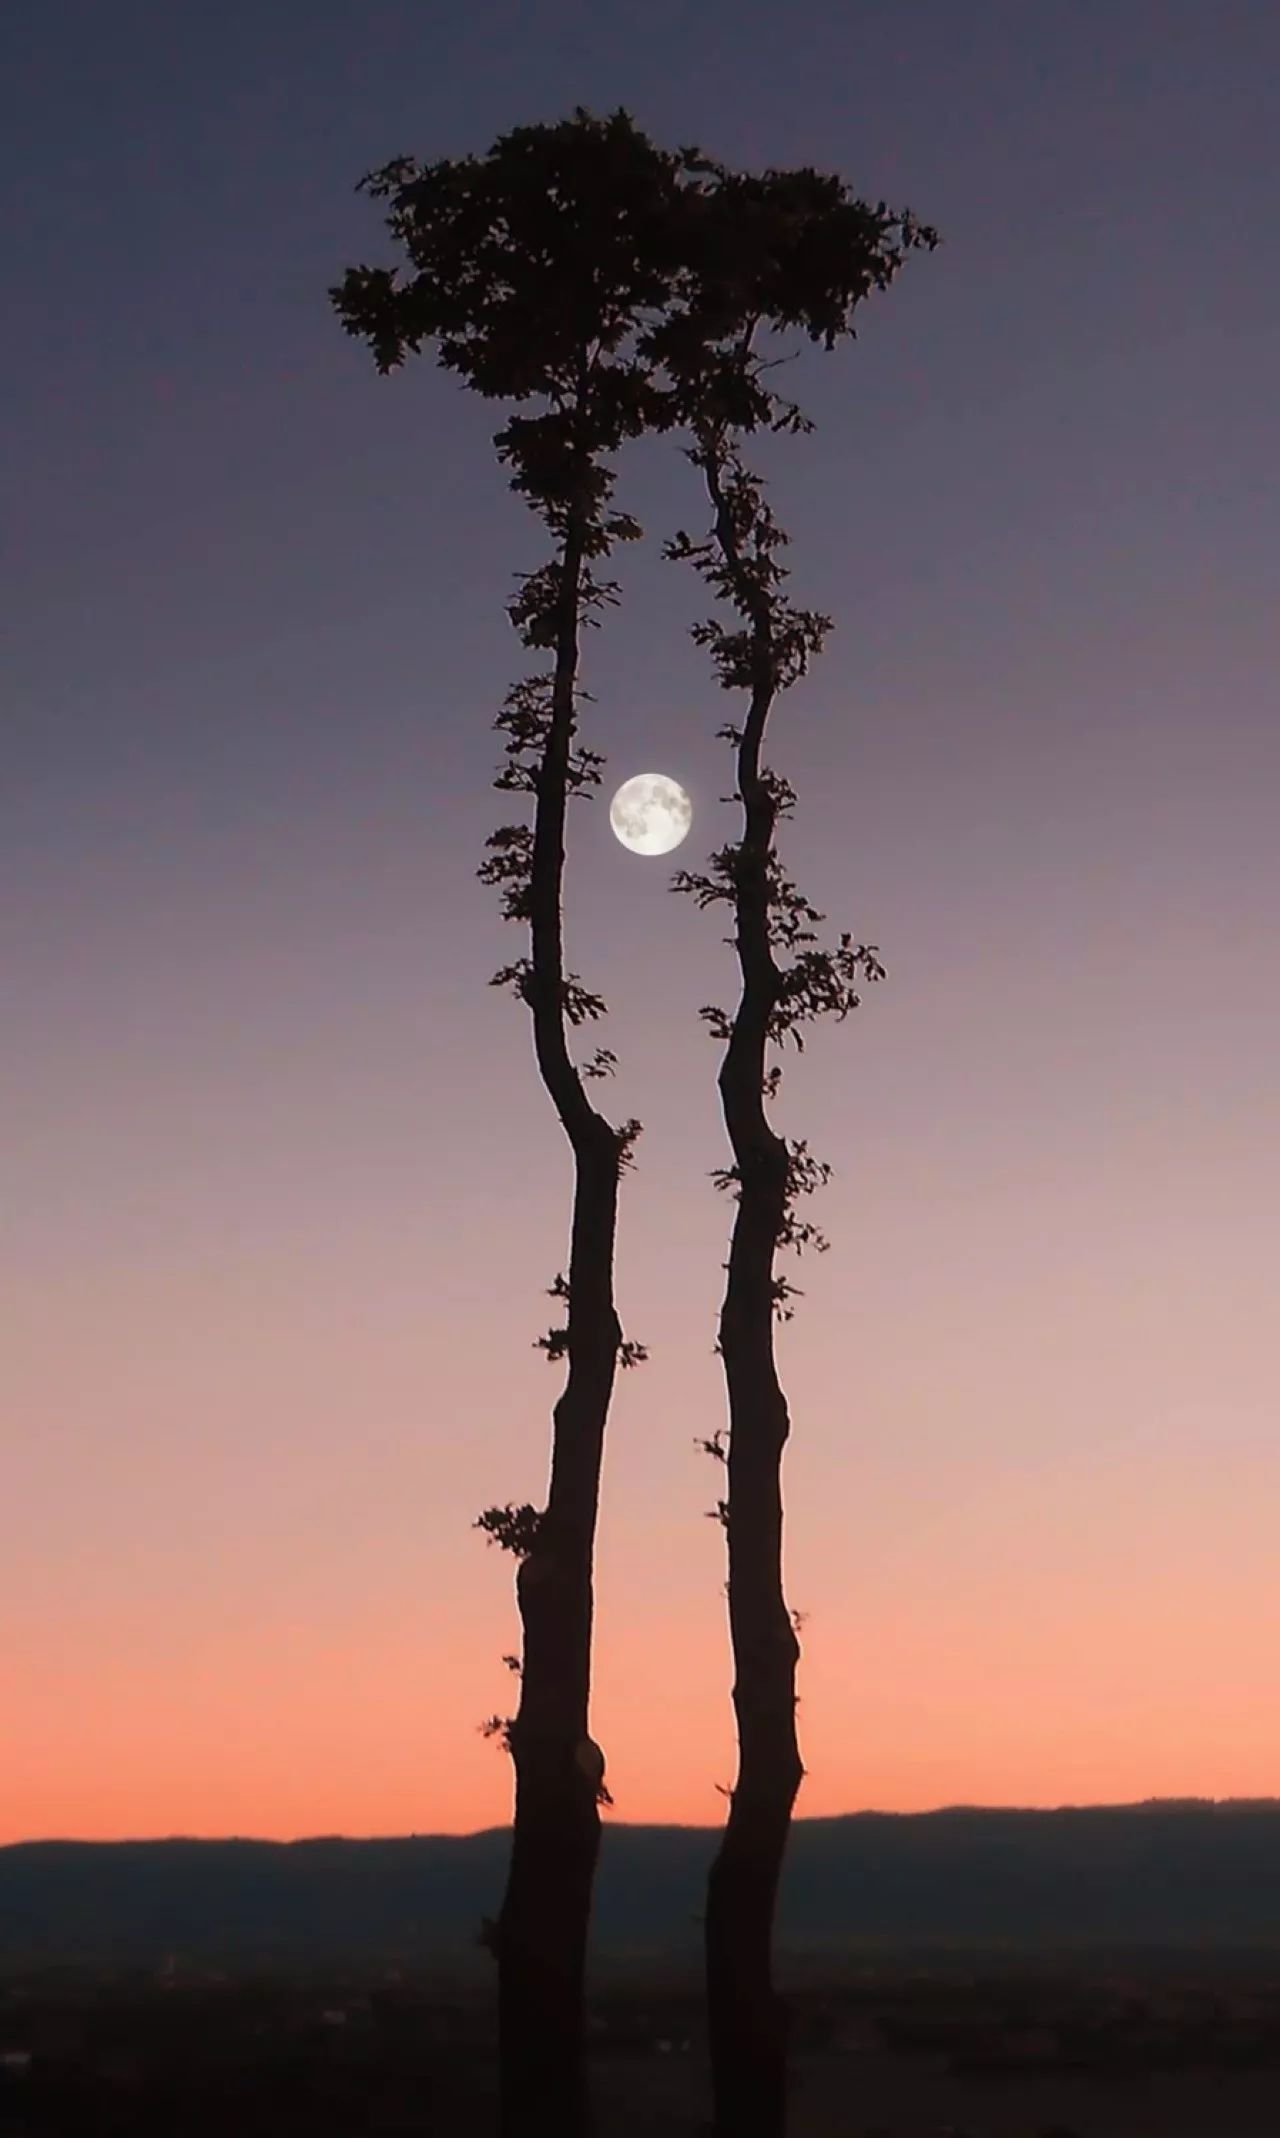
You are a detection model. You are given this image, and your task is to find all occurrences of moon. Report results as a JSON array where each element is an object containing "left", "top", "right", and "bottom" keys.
[{"left": 609, "top": 772, "right": 693, "bottom": 857}]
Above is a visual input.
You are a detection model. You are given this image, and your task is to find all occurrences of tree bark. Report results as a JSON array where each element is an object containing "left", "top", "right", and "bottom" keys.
[{"left": 496, "top": 508, "right": 623, "bottom": 2138}]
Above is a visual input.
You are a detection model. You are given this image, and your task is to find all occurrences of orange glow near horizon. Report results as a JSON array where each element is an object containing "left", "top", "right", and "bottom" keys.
[
  {"left": 6, "top": 2, "right": 1280, "bottom": 1857},
  {"left": 8, "top": 878, "right": 1277, "bottom": 1849}
]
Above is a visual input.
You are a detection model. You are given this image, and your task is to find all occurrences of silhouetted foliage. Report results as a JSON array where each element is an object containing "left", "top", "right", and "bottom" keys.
[
  {"left": 335, "top": 106, "right": 936, "bottom": 2138},
  {"left": 473, "top": 1503, "right": 544, "bottom": 1560},
  {"left": 333, "top": 106, "right": 683, "bottom": 2138},
  {"left": 656, "top": 156, "right": 937, "bottom": 2138}
]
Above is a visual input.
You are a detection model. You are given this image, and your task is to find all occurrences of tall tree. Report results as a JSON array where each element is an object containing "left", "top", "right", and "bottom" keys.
[
  {"left": 331, "top": 109, "right": 691, "bottom": 2138},
  {"left": 649, "top": 166, "right": 938, "bottom": 2137}
]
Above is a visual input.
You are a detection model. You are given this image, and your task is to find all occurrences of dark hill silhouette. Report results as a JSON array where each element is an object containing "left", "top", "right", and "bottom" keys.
[{"left": 3, "top": 1803, "right": 1279, "bottom": 1970}]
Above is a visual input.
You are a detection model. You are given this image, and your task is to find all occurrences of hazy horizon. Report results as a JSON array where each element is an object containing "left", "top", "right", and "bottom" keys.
[{"left": 5, "top": 0, "right": 1278, "bottom": 1847}]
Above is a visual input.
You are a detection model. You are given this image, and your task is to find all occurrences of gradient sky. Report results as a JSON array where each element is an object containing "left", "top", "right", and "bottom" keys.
[{"left": 4, "top": 0, "right": 1278, "bottom": 1845}]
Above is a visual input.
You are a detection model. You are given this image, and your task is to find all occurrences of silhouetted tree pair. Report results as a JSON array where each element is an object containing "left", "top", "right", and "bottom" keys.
[{"left": 332, "top": 107, "right": 936, "bottom": 2138}]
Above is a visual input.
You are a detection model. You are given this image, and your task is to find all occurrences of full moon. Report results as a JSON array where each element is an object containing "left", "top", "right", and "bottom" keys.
[{"left": 609, "top": 772, "right": 693, "bottom": 857}]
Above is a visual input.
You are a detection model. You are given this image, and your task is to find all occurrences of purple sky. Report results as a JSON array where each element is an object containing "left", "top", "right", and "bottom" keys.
[{"left": 4, "top": 0, "right": 1279, "bottom": 1840}]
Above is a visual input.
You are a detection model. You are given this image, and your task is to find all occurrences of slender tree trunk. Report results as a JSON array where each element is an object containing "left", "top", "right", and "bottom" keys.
[
  {"left": 703, "top": 472, "right": 804, "bottom": 2138},
  {"left": 498, "top": 1133, "right": 619, "bottom": 2138},
  {"left": 497, "top": 511, "right": 623, "bottom": 2138},
  {"left": 705, "top": 813, "right": 804, "bottom": 2137}
]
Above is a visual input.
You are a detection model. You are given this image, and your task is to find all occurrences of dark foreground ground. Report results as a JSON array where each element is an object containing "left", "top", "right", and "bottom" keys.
[{"left": 4, "top": 1950, "right": 1280, "bottom": 2136}]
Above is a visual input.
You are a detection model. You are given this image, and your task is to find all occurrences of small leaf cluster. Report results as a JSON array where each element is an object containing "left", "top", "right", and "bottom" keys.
[
  {"left": 773, "top": 935, "right": 886, "bottom": 1051},
  {"left": 473, "top": 1502, "right": 544, "bottom": 1559},
  {"left": 662, "top": 472, "right": 833, "bottom": 697},
  {"left": 489, "top": 958, "right": 608, "bottom": 1027},
  {"left": 478, "top": 1713, "right": 515, "bottom": 1753},
  {"left": 507, "top": 553, "right": 633, "bottom": 653},
  {"left": 476, "top": 823, "right": 533, "bottom": 921},
  {"left": 770, "top": 1271, "right": 805, "bottom": 1323},
  {"left": 778, "top": 1139, "right": 833, "bottom": 1256},
  {"left": 485, "top": 671, "right": 604, "bottom": 802},
  {"left": 695, "top": 1428, "right": 730, "bottom": 1524},
  {"left": 533, "top": 1272, "right": 574, "bottom": 1363},
  {"left": 709, "top": 1135, "right": 833, "bottom": 1286},
  {"left": 534, "top": 1270, "right": 646, "bottom": 1368}
]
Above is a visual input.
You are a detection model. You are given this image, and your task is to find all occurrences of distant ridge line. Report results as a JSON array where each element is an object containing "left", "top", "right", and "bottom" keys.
[
  {"left": 4, "top": 1804, "right": 1280, "bottom": 1967},
  {"left": 8, "top": 1799, "right": 1279, "bottom": 1850}
]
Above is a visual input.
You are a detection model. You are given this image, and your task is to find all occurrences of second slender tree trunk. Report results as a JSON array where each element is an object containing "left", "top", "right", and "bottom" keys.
[
  {"left": 498, "top": 1123, "right": 621, "bottom": 2138},
  {"left": 704, "top": 1114, "right": 804, "bottom": 2137},
  {"left": 701, "top": 480, "right": 805, "bottom": 2132}
]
